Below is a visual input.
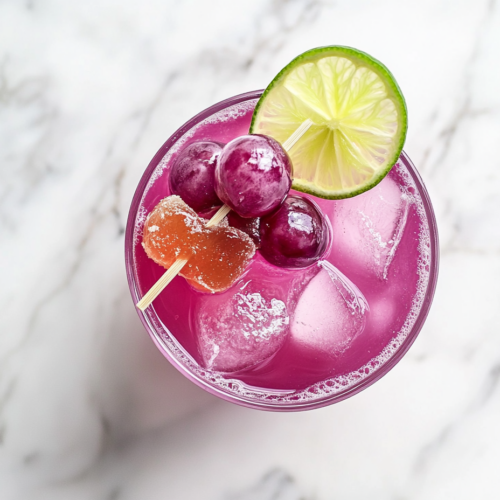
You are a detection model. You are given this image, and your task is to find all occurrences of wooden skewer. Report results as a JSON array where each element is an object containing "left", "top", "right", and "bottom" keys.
[
  {"left": 204, "top": 203, "right": 232, "bottom": 228},
  {"left": 136, "top": 258, "right": 189, "bottom": 311},
  {"left": 136, "top": 119, "right": 313, "bottom": 311},
  {"left": 282, "top": 119, "right": 313, "bottom": 151}
]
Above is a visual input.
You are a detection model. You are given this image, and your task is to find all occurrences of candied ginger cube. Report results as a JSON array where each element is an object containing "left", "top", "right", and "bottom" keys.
[{"left": 142, "top": 196, "right": 256, "bottom": 293}]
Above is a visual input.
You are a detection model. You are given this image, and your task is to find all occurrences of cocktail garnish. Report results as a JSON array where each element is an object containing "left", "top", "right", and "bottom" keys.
[
  {"left": 138, "top": 45, "right": 408, "bottom": 309},
  {"left": 137, "top": 124, "right": 307, "bottom": 310},
  {"left": 169, "top": 141, "right": 223, "bottom": 212},
  {"left": 259, "top": 195, "right": 329, "bottom": 268},
  {"left": 137, "top": 197, "right": 255, "bottom": 308},
  {"left": 250, "top": 45, "right": 407, "bottom": 199},
  {"left": 214, "top": 134, "right": 292, "bottom": 218}
]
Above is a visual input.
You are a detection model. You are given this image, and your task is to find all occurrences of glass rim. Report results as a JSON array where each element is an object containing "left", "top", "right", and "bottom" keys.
[{"left": 124, "top": 90, "right": 440, "bottom": 412}]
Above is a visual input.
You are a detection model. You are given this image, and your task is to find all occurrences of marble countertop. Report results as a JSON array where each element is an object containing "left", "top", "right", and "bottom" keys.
[{"left": 1, "top": 1, "right": 500, "bottom": 498}]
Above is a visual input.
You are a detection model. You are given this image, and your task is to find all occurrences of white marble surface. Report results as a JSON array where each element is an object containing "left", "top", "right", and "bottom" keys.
[{"left": 1, "top": 0, "right": 500, "bottom": 498}]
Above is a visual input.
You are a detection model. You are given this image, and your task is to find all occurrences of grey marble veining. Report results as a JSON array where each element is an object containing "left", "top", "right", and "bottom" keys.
[
  {"left": 224, "top": 469, "right": 306, "bottom": 500},
  {"left": 1, "top": 0, "right": 500, "bottom": 499}
]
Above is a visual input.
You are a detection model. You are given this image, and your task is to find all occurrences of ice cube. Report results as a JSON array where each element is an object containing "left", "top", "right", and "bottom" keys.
[
  {"left": 290, "top": 261, "right": 369, "bottom": 354},
  {"left": 331, "top": 175, "right": 410, "bottom": 280},
  {"left": 197, "top": 277, "right": 290, "bottom": 373}
]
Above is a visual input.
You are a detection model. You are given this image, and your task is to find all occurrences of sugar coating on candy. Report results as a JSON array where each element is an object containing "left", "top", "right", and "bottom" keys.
[{"left": 142, "top": 196, "right": 256, "bottom": 293}]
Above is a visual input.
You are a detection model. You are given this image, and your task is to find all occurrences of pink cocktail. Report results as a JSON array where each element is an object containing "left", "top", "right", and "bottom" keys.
[{"left": 125, "top": 90, "right": 439, "bottom": 411}]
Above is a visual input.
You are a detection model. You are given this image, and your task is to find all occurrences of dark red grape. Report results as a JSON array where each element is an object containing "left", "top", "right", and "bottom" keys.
[
  {"left": 215, "top": 134, "right": 292, "bottom": 218},
  {"left": 259, "top": 195, "right": 329, "bottom": 268},
  {"left": 227, "top": 211, "right": 261, "bottom": 247},
  {"left": 169, "top": 141, "right": 223, "bottom": 212}
]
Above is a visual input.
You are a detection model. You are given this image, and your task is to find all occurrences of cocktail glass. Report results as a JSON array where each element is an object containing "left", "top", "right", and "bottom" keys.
[{"left": 125, "top": 90, "right": 439, "bottom": 411}]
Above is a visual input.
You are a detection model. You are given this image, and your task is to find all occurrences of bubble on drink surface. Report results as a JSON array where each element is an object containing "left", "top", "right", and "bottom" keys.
[
  {"left": 331, "top": 176, "right": 410, "bottom": 280},
  {"left": 197, "top": 278, "right": 290, "bottom": 373},
  {"left": 291, "top": 261, "right": 369, "bottom": 354}
]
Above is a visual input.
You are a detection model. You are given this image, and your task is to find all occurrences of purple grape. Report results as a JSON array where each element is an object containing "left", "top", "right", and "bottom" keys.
[
  {"left": 227, "top": 211, "right": 261, "bottom": 247},
  {"left": 215, "top": 134, "right": 292, "bottom": 218},
  {"left": 259, "top": 195, "right": 329, "bottom": 268},
  {"left": 169, "top": 141, "right": 223, "bottom": 213}
]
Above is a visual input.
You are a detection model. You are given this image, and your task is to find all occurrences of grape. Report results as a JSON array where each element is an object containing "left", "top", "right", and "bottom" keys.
[
  {"left": 227, "top": 211, "right": 261, "bottom": 247},
  {"left": 259, "top": 195, "right": 329, "bottom": 268},
  {"left": 169, "top": 141, "right": 223, "bottom": 213},
  {"left": 215, "top": 134, "right": 292, "bottom": 218}
]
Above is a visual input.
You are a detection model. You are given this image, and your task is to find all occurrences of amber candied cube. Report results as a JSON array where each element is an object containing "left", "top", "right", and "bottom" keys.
[{"left": 142, "top": 196, "right": 255, "bottom": 293}]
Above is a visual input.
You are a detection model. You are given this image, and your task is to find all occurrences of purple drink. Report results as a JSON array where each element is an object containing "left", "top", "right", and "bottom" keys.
[{"left": 125, "top": 91, "right": 439, "bottom": 411}]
